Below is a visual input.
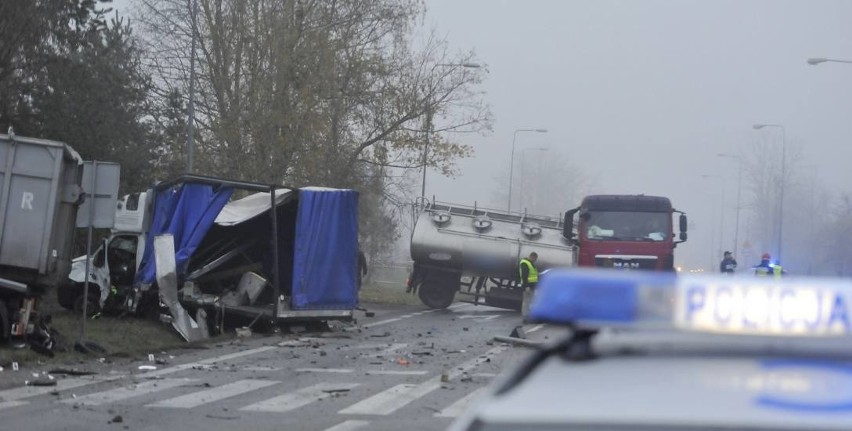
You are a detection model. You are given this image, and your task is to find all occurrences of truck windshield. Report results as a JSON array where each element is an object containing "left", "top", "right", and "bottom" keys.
[{"left": 581, "top": 210, "right": 670, "bottom": 242}]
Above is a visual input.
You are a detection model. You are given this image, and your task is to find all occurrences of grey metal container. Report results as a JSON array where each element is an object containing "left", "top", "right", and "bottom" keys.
[
  {"left": 0, "top": 134, "right": 83, "bottom": 292},
  {"left": 410, "top": 202, "right": 576, "bottom": 279}
]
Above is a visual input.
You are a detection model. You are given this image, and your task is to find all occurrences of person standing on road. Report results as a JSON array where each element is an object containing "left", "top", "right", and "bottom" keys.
[
  {"left": 754, "top": 252, "right": 785, "bottom": 278},
  {"left": 519, "top": 252, "right": 539, "bottom": 319},
  {"left": 719, "top": 251, "right": 737, "bottom": 274}
]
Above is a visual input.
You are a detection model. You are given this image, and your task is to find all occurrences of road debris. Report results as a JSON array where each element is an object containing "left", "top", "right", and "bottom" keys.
[
  {"left": 396, "top": 357, "right": 410, "bottom": 366},
  {"left": 109, "top": 415, "right": 123, "bottom": 424},
  {"left": 49, "top": 368, "right": 97, "bottom": 376},
  {"left": 138, "top": 365, "right": 157, "bottom": 371},
  {"left": 236, "top": 327, "right": 252, "bottom": 337},
  {"left": 493, "top": 335, "right": 543, "bottom": 348},
  {"left": 26, "top": 379, "right": 57, "bottom": 387},
  {"left": 370, "top": 331, "right": 391, "bottom": 338},
  {"left": 322, "top": 388, "right": 352, "bottom": 394}
]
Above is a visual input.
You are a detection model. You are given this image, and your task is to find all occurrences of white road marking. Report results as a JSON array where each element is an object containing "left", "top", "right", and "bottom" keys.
[
  {"left": 244, "top": 366, "right": 282, "bottom": 372},
  {"left": 457, "top": 314, "right": 500, "bottom": 323},
  {"left": 363, "top": 304, "right": 468, "bottom": 328},
  {"left": 0, "top": 401, "right": 28, "bottom": 410},
  {"left": 0, "top": 345, "right": 276, "bottom": 410},
  {"left": 140, "top": 346, "right": 278, "bottom": 379},
  {"left": 323, "top": 420, "right": 371, "bottom": 431},
  {"left": 295, "top": 368, "right": 354, "bottom": 374},
  {"left": 433, "top": 387, "right": 487, "bottom": 418},
  {"left": 338, "top": 384, "right": 423, "bottom": 415},
  {"left": 364, "top": 370, "right": 429, "bottom": 376},
  {"left": 363, "top": 317, "right": 402, "bottom": 328},
  {"left": 147, "top": 379, "right": 278, "bottom": 408},
  {"left": 527, "top": 324, "right": 544, "bottom": 333},
  {"left": 62, "top": 378, "right": 195, "bottom": 406},
  {"left": 339, "top": 345, "right": 507, "bottom": 415},
  {"left": 0, "top": 375, "right": 116, "bottom": 405},
  {"left": 240, "top": 382, "right": 360, "bottom": 413}
]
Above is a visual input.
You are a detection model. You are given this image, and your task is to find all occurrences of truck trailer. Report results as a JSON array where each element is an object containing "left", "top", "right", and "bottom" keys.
[
  {"left": 0, "top": 133, "right": 84, "bottom": 349},
  {"left": 408, "top": 195, "right": 687, "bottom": 310}
]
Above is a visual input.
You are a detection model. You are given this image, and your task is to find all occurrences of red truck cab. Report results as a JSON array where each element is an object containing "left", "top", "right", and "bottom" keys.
[{"left": 564, "top": 195, "right": 687, "bottom": 271}]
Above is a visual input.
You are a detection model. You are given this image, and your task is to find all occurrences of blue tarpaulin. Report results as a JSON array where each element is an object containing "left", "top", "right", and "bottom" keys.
[
  {"left": 291, "top": 188, "right": 359, "bottom": 310},
  {"left": 135, "top": 183, "right": 234, "bottom": 285}
]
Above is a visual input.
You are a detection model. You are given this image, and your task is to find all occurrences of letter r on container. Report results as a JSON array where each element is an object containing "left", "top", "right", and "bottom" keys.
[{"left": 21, "top": 192, "right": 34, "bottom": 210}]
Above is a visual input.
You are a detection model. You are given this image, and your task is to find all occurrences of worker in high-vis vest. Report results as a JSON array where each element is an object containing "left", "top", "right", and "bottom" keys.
[{"left": 519, "top": 252, "right": 539, "bottom": 319}]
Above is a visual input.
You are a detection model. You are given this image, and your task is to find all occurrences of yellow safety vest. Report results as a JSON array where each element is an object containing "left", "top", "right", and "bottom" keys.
[{"left": 519, "top": 258, "right": 539, "bottom": 284}]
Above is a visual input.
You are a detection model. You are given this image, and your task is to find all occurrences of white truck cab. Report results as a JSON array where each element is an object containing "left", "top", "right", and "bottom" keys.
[
  {"left": 60, "top": 192, "right": 150, "bottom": 313},
  {"left": 450, "top": 270, "right": 852, "bottom": 431}
]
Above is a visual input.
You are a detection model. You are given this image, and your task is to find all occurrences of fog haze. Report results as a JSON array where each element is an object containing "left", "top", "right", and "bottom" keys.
[{"left": 421, "top": 0, "right": 852, "bottom": 271}]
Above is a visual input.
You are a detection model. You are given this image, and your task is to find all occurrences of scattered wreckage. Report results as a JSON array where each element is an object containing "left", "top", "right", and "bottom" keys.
[{"left": 60, "top": 175, "right": 361, "bottom": 341}]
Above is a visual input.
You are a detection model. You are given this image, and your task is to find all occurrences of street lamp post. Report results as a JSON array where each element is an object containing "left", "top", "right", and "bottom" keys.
[
  {"left": 702, "top": 174, "right": 726, "bottom": 266},
  {"left": 717, "top": 153, "right": 742, "bottom": 256},
  {"left": 507, "top": 128, "right": 548, "bottom": 212},
  {"left": 420, "top": 63, "right": 481, "bottom": 202},
  {"left": 519, "top": 147, "right": 548, "bottom": 211},
  {"left": 753, "top": 123, "right": 786, "bottom": 262},
  {"left": 187, "top": 0, "right": 199, "bottom": 174}
]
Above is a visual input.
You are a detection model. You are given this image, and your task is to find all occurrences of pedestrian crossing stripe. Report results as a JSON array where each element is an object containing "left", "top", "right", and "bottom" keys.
[
  {"left": 61, "top": 378, "right": 195, "bottom": 406},
  {"left": 240, "top": 382, "right": 362, "bottom": 413},
  {"left": 147, "top": 379, "right": 278, "bottom": 408}
]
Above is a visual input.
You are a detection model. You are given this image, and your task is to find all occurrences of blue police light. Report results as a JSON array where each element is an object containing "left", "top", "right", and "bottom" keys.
[
  {"left": 529, "top": 269, "right": 852, "bottom": 337},
  {"left": 529, "top": 269, "right": 677, "bottom": 325}
]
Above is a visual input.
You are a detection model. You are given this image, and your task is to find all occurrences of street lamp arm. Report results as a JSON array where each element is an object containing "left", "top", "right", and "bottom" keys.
[{"left": 807, "top": 57, "right": 852, "bottom": 65}]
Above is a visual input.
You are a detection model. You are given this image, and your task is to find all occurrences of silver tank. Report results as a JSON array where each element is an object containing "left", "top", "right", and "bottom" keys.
[{"left": 410, "top": 202, "right": 576, "bottom": 279}]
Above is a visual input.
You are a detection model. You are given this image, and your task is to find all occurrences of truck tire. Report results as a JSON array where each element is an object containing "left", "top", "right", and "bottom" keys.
[
  {"left": 0, "top": 298, "right": 9, "bottom": 343},
  {"left": 418, "top": 271, "right": 458, "bottom": 309},
  {"left": 57, "top": 283, "right": 79, "bottom": 310}
]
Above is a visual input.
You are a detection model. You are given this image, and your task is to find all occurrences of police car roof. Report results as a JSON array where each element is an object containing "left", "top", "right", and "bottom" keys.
[
  {"left": 451, "top": 270, "right": 852, "bottom": 431},
  {"left": 464, "top": 346, "right": 852, "bottom": 431}
]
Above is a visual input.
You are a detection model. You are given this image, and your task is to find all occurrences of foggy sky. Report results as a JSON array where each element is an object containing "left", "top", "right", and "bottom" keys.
[
  {"left": 422, "top": 0, "right": 852, "bottom": 270},
  {"left": 112, "top": 0, "right": 852, "bottom": 271}
]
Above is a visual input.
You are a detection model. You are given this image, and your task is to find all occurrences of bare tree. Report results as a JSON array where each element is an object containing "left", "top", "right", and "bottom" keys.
[{"left": 135, "top": 0, "right": 491, "bottom": 256}]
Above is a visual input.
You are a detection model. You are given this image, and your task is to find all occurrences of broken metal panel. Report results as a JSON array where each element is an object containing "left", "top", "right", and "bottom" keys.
[
  {"left": 214, "top": 189, "right": 293, "bottom": 226},
  {"left": 154, "top": 234, "right": 206, "bottom": 342},
  {"left": 185, "top": 240, "right": 255, "bottom": 282}
]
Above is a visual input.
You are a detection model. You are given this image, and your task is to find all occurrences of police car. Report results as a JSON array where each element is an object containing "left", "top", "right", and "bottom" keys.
[{"left": 449, "top": 269, "right": 852, "bottom": 431}]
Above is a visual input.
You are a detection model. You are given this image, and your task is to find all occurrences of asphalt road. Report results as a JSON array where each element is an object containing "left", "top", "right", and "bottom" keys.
[{"left": 0, "top": 301, "right": 564, "bottom": 431}]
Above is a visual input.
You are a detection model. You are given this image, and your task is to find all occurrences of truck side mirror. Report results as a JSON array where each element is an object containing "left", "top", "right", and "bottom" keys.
[
  {"left": 563, "top": 208, "right": 578, "bottom": 241},
  {"left": 678, "top": 214, "right": 688, "bottom": 242}
]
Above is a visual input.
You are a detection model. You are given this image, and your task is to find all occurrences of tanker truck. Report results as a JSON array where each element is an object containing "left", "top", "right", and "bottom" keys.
[{"left": 408, "top": 195, "right": 687, "bottom": 310}]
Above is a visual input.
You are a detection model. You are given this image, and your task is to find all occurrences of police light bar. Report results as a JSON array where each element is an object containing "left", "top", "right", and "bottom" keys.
[{"left": 529, "top": 269, "right": 852, "bottom": 337}]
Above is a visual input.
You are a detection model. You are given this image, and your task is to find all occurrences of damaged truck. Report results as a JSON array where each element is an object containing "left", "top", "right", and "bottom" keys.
[
  {"left": 60, "top": 175, "right": 360, "bottom": 339},
  {"left": 0, "top": 132, "right": 84, "bottom": 350}
]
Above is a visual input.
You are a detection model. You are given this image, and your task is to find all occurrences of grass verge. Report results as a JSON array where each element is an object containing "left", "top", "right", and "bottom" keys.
[{"left": 358, "top": 283, "right": 421, "bottom": 306}]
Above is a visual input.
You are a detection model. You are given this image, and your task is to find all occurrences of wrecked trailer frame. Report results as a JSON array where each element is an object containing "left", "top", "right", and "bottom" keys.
[{"left": 131, "top": 174, "right": 358, "bottom": 336}]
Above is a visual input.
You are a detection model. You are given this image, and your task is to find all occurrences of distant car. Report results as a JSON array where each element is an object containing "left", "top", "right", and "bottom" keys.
[{"left": 449, "top": 269, "right": 852, "bottom": 431}]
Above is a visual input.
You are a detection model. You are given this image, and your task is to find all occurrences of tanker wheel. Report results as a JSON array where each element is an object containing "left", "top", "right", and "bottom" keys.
[
  {"left": 418, "top": 283, "right": 455, "bottom": 309},
  {"left": 417, "top": 270, "right": 456, "bottom": 309}
]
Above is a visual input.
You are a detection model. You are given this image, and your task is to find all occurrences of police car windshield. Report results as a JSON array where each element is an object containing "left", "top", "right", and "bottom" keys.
[{"left": 581, "top": 210, "right": 670, "bottom": 242}]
